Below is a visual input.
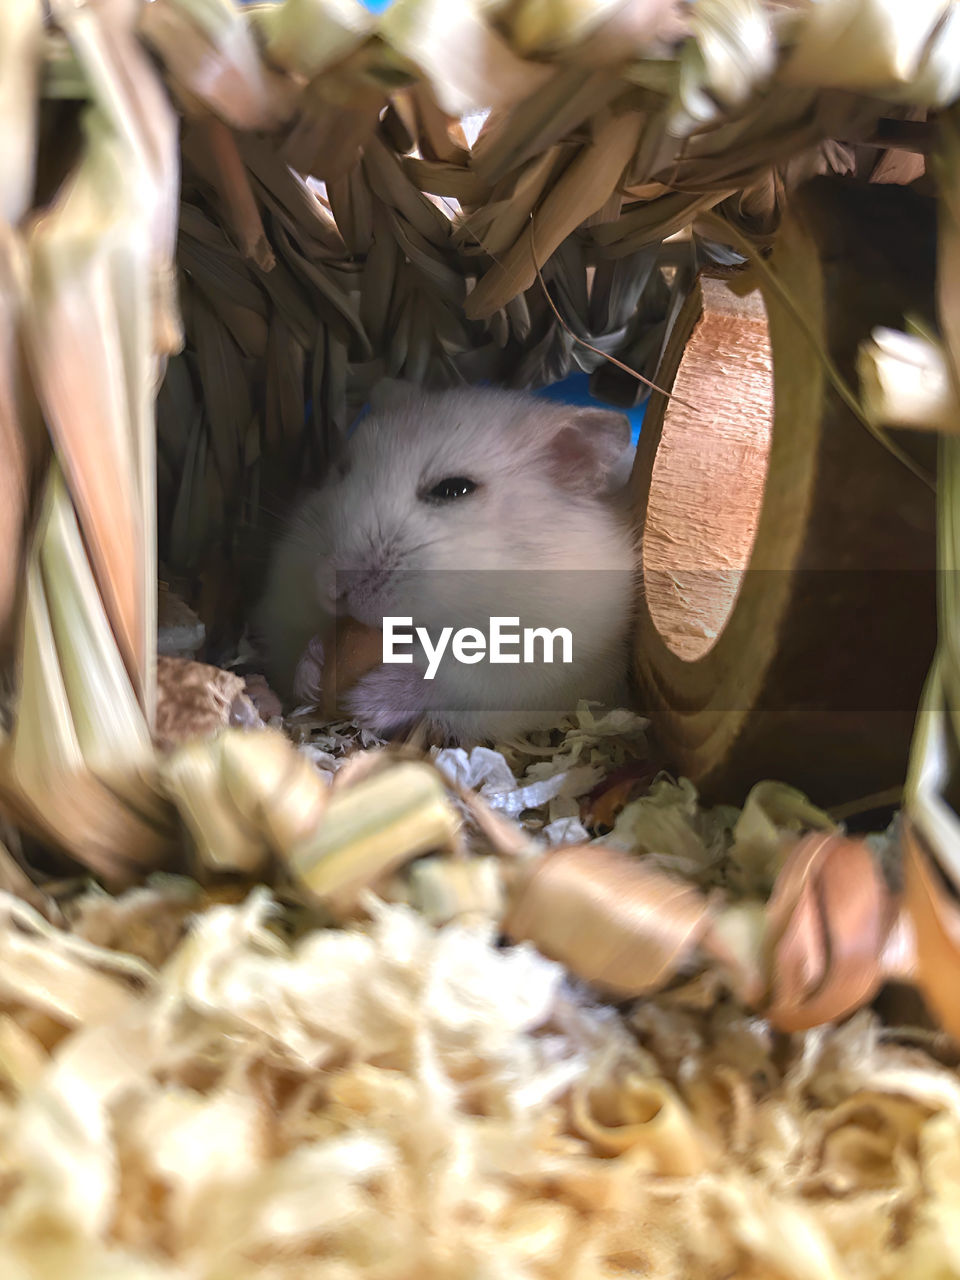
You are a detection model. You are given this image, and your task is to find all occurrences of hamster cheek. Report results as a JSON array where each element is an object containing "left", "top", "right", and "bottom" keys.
[{"left": 343, "top": 663, "right": 431, "bottom": 734}]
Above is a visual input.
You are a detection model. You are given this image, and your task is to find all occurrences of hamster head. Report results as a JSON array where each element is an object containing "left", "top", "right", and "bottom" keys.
[{"left": 258, "top": 383, "right": 638, "bottom": 739}]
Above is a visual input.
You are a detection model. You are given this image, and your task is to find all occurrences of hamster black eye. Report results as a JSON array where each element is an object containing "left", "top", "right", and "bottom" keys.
[{"left": 421, "top": 476, "right": 478, "bottom": 504}]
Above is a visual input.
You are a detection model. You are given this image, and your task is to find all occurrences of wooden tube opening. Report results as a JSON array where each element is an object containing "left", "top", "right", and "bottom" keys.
[{"left": 641, "top": 283, "right": 773, "bottom": 661}]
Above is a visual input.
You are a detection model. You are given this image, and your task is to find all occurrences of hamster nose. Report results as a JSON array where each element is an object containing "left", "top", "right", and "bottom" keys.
[
  {"left": 330, "top": 566, "right": 391, "bottom": 615},
  {"left": 327, "top": 571, "right": 372, "bottom": 614}
]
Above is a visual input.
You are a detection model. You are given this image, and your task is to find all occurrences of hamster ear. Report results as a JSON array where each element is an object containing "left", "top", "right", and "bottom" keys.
[
  {"left": 543, "top": 407, "right": 632, "bottom": 495},
  {"left": 368, "top": 378, "right": 423, "bottom": 414}
]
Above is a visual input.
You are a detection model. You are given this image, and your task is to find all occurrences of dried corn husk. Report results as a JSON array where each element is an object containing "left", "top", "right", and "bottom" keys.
[
  {"left": 252, "top": 0, "right": 374, "bottom": 79},
  {"left": 292, "top": 760, "right": 459, "bottom": 910},
  {"left": 859, "top": 325, "right": 960, "bottom": 433},
  {"left": 0, "top": 0, "right": 181, "bottom": 880},
  {"left": 901, "top": 104, "right": 960, "bottom": 1024},
  {"left": 139, "top": 0, "right": 298, "bottom": 130}
]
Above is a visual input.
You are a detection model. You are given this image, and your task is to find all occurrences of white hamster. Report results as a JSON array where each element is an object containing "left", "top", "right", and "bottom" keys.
[{"left": 256, "top": 382, "right": 637, "bottom": 742}]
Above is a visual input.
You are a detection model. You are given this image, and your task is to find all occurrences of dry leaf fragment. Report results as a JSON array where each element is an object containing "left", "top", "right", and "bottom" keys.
[
  {"left": 183, "top": 117, "right": 275, "bottom": 271},
  {"left": 470, "top": 66, "right": 618, "bottom": 187},
  {"left": 286, "top": 74, "right": 387, "bottom": 184},
  {"left": 410, "top": 83, "right": 469, "bottom": 165},
  {"left": 465, "top": 110, "right": 647, "bottom": 318},
  {"left": 140, "top": 0, "right": 299, "bottom": 130},
  {"left": 580, "top": 760, "right": 657, "bottom": 828},
  {"left": 380, "top": 0, "right": 554, "bottom": 117},
  {"left": 254, "top": 0, "right": 374, "bottom": 78}
]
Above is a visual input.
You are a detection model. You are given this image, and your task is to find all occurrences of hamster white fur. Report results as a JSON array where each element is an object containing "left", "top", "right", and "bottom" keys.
[{"left": 256, "top": 383, "right": 637, "bottom": 743}]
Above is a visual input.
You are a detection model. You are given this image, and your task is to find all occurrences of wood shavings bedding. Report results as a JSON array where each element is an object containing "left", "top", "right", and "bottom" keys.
[
  {"left": 0, "top": 880, "right": 957, "bottom": 1279},
  {"left": 0, "top": 702, "right": 953, "bottom": 1279}
]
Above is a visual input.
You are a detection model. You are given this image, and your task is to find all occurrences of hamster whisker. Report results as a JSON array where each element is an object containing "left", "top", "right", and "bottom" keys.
[
  {"left": 393, "top": 535, "right": 444, "bottom": 557},
  {"left": 272, "top": 531, "right": 332, "bottom": 556}
]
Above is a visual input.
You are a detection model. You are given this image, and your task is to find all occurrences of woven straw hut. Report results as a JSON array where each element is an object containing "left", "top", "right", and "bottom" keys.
[{"left": 1, "top": 2, "right": 960, "bottom": 1273}]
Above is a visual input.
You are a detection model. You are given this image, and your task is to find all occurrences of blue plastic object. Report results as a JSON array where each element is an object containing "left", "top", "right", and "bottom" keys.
[{"left": 534, "top": 371, "right": 646, "bottom": 445}]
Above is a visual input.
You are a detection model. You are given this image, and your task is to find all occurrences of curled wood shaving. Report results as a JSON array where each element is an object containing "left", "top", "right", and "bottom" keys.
[
  {"left": 765, "top": 832, "right": 903, "bottom": 1033},
  {"left": 496, "top": 810, "right": 916, "bottom": 1032},
  {"left": 570, "top": 1054, "right": 715, "bottom": 1171},
  {"left": 502, "top": 843, "right": 717, "bottom": 998}
]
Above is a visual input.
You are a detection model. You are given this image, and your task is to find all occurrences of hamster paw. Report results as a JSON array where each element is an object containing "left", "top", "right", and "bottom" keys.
[
  {"left": 292, "top": 634, "right": 325, "bottom": 704},
  {"left": 342, "top": 663, "right": 431, "bottom": 735},
  {"left": 238, "top": 674, "right": 281, "bottom": 722}
]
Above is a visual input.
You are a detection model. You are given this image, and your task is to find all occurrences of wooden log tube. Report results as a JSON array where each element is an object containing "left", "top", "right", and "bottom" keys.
[{"left": 629, "top": 177, "right": 938, "bottom": 807}]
